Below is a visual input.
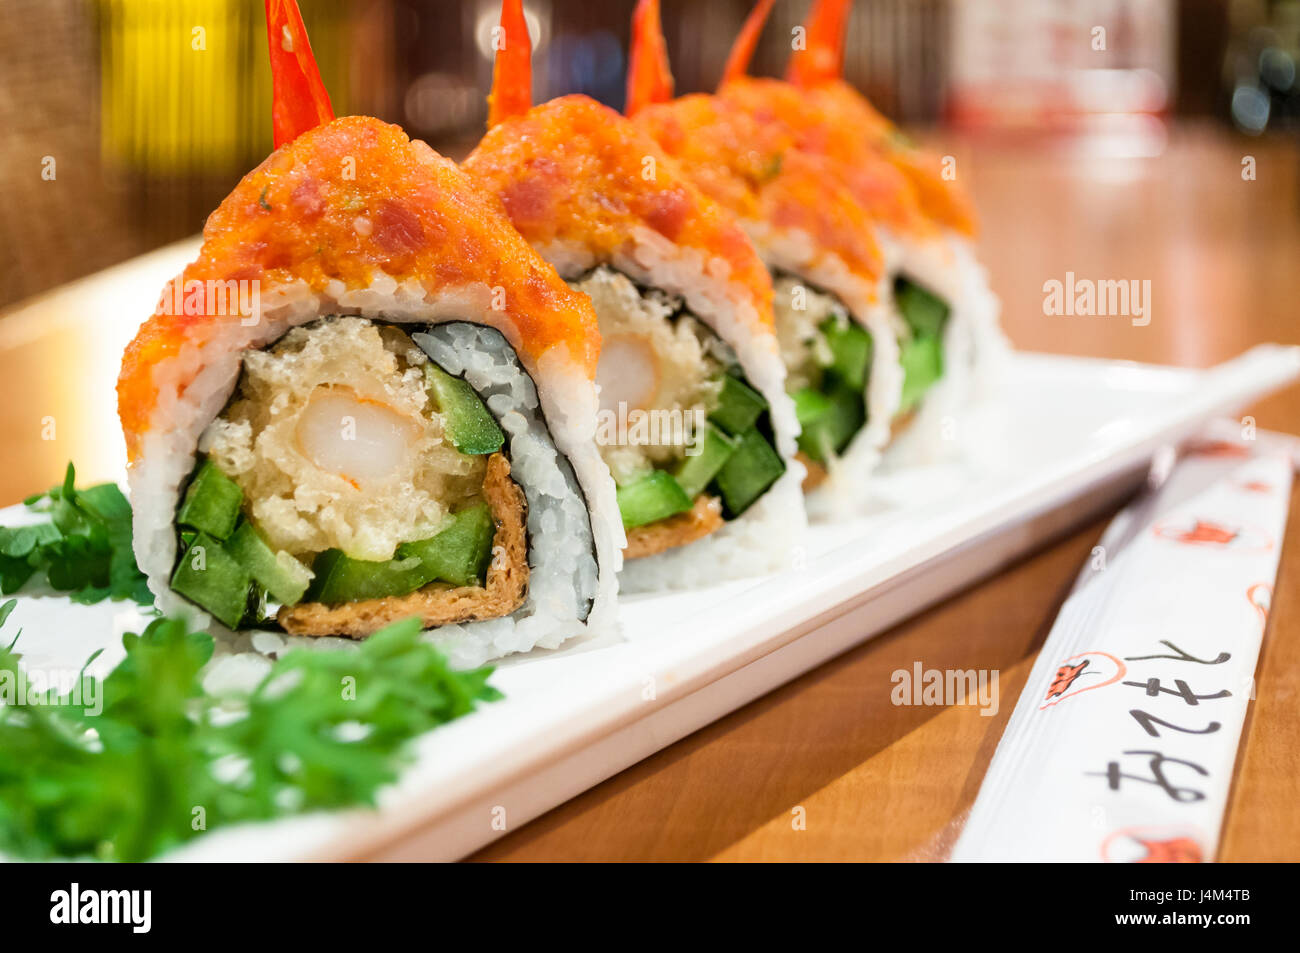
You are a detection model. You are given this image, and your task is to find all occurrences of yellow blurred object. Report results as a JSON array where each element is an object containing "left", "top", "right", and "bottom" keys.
[{"left": 96, "top": 0, "right": 350, "bottom": 173}]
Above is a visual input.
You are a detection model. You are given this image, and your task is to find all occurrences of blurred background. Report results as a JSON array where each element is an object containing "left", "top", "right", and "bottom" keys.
[{"left": 1, "top": 0, "right": 1299, "bottom": 310}]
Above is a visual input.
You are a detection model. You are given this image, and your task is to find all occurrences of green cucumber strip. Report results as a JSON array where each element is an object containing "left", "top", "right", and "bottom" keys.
[
  {"left": 715, "top": 428, "right": 785, "bottom": 516},
  {"left": 895, "top": 278, "right": 950, "bottom": 339},
  {"left": 424, "top": 363, "right": 505, "bottom": 455},
  {"left": 793, "top": 386, "right": 833, "bottom": 428},
  {"left": 306, "top": 504, "right": 498, "bottom": 604},
  {"left": 305, "top": 549, "right": 430, "bottom": 604},
  {"left": 170, "top": 532, "right": 253, "bottom": 629},
  {"left": 225, "top": 522, "right": 313, "bottom": 606},
  {"left": 397, "top": 504, "right": 496, "bottom": 588},
  {"left": 673, "top": 424, "right": 738, "bottom": 499},
  {"left": 176, "top": 459, "right": 244, "bottom": 540},
  {"left": 819, "top": 318, "right": 872, "bottom": 392},
  {"left": 796, "top": 384, "right": 864, "bottom": 464},
  {"left": 898, "top": 335, "right": 944, "bottom": 415},
  {"left": 708, "top": 374, "right": 768, "bottom": 436},
  {"left": 617, "top": 470, "right": 694, "bottom": 530}
]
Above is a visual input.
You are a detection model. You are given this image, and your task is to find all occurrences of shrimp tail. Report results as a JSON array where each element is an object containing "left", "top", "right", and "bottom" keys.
[
  {"left": 264, "top": 0, "right": 335, "bottom": 148},
  {"left": 625, "top": 0, "right": 674, "bottom": 115},
  {"left": 719, "top": 0, "right": 776, "bottom": 87},
  {"left": 786, "top": 0, "right": 851, "bottom": 88},
  {"left": 487, "top": 0, "right": 533, "bottom": 128}
]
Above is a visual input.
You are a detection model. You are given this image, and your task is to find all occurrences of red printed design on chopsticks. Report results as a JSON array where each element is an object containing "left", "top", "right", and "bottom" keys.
[
  {"left": 1040, "top": 651, "right": 1126, "bottom": 710},
  {"left": 1247, "top": 583, "right": 1272, "bottom": 626},
  {"left": 1152, "top": 518, "right": 1273, "bottom": 551},
  {"left": 1184, "top": 440, "right": 1252, "bottom": 459},
  {"left": 1101, "top": 825, "right": 1205, "bottom": 863}
]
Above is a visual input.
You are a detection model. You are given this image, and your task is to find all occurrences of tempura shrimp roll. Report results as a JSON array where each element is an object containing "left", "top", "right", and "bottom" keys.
[
  {"left": 780, "top": 0, "right": 1009, "bottom": 463},
  {"left": 116, "top": 0, "right": 621, "bottom": 667},
  {"left": 463, "top": 0, "right": 803, "bottom": 590},
  {"left": 627, "top": 0, "right": 901, "bottom": 508}
]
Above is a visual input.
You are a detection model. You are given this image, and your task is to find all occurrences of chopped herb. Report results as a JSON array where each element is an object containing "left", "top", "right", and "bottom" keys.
[
  {"left": 258, "top": 187, "right": 272, "bottom": 211},
  {"left": 761, "top": 152, "right": 784, "bottom": 182},
  {"left": 0, "top": 606, "right": 501, "bottom": 861},
  {"left": 2, "top": 464, "right": 151, "bottom": 606}
]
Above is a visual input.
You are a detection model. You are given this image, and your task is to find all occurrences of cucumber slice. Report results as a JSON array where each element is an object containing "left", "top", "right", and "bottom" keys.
[
  {"left": 819, "top": 318, "right": 872, "bottom": 392},
  {"left": 673, "top": 423, "right": 738, "bottom": 499},
  {"left": 617, "top": 470, "right": 694, "bottom": 530},
  {"left": 306, "top": 550, "right": 430, "bottom": 604},
  {"left": 171, "top": 532, "right": 253, "bottom": 629},
  {"left": 397, "top": 504, "right": 495, "bottom": 588},
  {"left": 708, "top": 374, "right": 768, "bottom": 436},
  {"left": 176, "top": 459, "right": 243, "bottom": 540},
  {"left": 793, "top": 387, "right": 833, "bottom": 427},
  {"left": 715, "top": 429, "right": 785, "bottom": 516},
  {"left": 225, "top": 521, "right": 313, "bottom": 606},
  {"left": 895, "top": 279, "right": 950, "bottom": 339},
  {"left": 898, "top": 335, "right": 944, "bottom": 414},
  {"left": 424, "top": 363, "right": 505, "bottom": 455},
  {"left": 306, "top": 504, "right": 497, "bottom": 603},
  {"left": 793, "top": 385, "right": 834, "bottom": 463},
  {"left": 796, "top": 384, "right": 864, "bottom": 464}
]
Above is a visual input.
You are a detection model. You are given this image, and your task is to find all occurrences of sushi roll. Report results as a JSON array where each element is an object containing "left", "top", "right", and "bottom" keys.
[
  {"left": 768, "top": 0, "right": 1009, "bottom": 464},
  {"left": 462, "top": 0, "right": 804, "bottom": 590},
  {"left": 631, "top": 0, "right": 1008, "bottom": 500},
  {"left": 116, "top": 0, "right": 621, "bottom": 668},
  {"left": 627, "top": 0, "right": 901, "bottom": 509}
]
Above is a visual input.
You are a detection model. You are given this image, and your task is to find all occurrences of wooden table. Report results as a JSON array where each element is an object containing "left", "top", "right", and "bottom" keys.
[{"left": 0, "top": 124, "right": 1295, "bottom": 862}]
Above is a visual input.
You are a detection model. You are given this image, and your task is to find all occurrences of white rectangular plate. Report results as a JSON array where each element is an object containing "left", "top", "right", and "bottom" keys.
[{"left": 4, "top": 345, "right": 1298, "bottom": 862}]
